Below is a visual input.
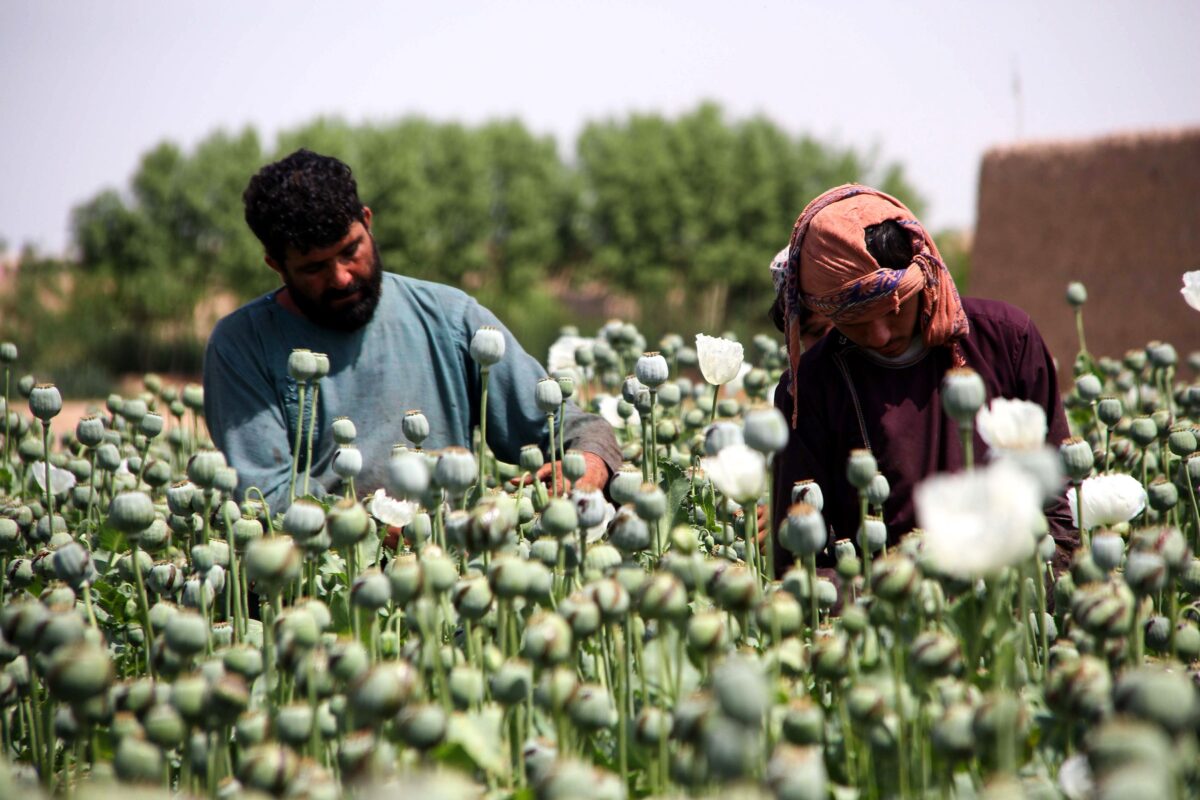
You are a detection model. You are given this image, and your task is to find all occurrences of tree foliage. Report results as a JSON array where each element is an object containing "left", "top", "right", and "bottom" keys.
[{"left": 3, "top": 103, "right": 934, "bottom": 382}]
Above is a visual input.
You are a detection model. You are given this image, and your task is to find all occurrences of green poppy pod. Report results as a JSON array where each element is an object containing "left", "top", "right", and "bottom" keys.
[
  {"left": 1060, "top": 437, "right": 1095, "bottom": 481},
  {"left": 1128, "top": 416, "right": 1158, "bottom": 448},
  {"left": 396, "top": 702, "right": 447, "bottom": 750},
  {"left": 75, "top": 415, "right": 105, "bottom": 448},
  {"left": 238, "top": 743, "right": 299, "bottom": 796},
  {"left": 142, "top": 702, "right": 186, "bottom": 748},
  {"left": 469, "top": 325, "right": 506, "bottom": 367},
  {"left": 388, "top": 449, "right": 430, "bottom": 499},
  {"left": 349, "top": 661, "right": 417, "bottom": 722},
  {"left": 29, "top": 384, "right": 63, "bottom": 422},
  {"left": 940, "top": 368, "right": 986, "bottom": 427},
  {"left": 846, "top": 449, "right": 878, "bottom": 490},
  {"left": 46, "top": 641, "right": 112, "bottom": 704},
  {"left": 521, "top": 612, "right": 572, "bottom": 666},
  {"left": 332, "top": 446, "right": 362, "bottom": 480},
  {"left": 539, "top": 498, "right": 578, "bottom": 538},
  {"left": 327, "top": 497, "right": 370, "bottom": 549},
  {"left": 282, "top": 498, "right": 326, "bottom": 541},
  {"left": 114, "top": 736, "right": 163, "bottom": 784},
  {"left": 244, "top": 536, "right": 301, "bottom": 595},
  {"left": 452, "top": 576, "right": 494, "bottom": 620},
  {"left": 331, "top": 416, "right": 357, "bottom": 445},
  {"left": 608, "top": 465, "right": 642, "bottom": 505},
  {"left": 108, "top": 491, "right": 156, "bottom": 535},
  {"left": 534, "top": 377, "right": 563, "bottom": 413},
  {"left": 743, "top": 405, "right": 789, "bottom": 454},
  {"left": 857, "top": 517, "right": 887, "bottom": 554},
  {"left": 187, "top": 449, "right": 226, "bottom": 489},
  {"left": 489, "top": 659, "right": 533, "bottom": 705},
  {"left": 635, "top": 352, "right": 669, "bottom": 389},
  {"left": 567, "top": 683, "right": 618, "bottom": 731},
  {"left": 781, "top": 502, "right": 826, "bottom": 557},
  {"left": 435, "top": 447, "right": 476, "bottom": 494}
]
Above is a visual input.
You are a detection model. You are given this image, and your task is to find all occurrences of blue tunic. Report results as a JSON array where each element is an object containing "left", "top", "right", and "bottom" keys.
[{"left": 203, "top": 272, "right": 621, "bottom": 511}]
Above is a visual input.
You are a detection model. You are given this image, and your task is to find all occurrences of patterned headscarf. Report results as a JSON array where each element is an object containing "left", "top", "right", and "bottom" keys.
[{"left": 771, "top": 184, "right": 969, "bottom": 427}]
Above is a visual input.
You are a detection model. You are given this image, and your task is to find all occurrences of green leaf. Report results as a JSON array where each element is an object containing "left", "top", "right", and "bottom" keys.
[{"left": 444, "top": 706, "right": 508, "bottom": 779}]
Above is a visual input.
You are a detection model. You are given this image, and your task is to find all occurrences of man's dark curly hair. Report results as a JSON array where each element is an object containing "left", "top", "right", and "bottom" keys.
[{"left": 243, "top": 149, "right": 367, "bottom": 266}]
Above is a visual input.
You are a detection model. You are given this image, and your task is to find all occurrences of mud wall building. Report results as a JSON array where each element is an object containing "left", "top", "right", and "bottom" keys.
[{"left": 971, "top": 128, "right": 1200, "bottom": 387}]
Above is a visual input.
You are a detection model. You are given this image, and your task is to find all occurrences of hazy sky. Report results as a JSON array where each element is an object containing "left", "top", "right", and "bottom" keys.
[{"left": 3, "top": 1, "right": 1198, "bottom": 255}]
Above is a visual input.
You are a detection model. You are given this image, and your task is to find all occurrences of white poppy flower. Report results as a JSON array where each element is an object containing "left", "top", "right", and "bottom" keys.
[
  {"left": 1067, "top": 473, "right": 1146, "bottom": 529},
  {"left": 702, "top": 443, "right": 766, "bottom": 504},
  {"left": 1182, "top": 270, "right": 1200, "bottom": 312},
  {"left": 547, "top": 334, "right": 594, "bottom": 378},
  {"left": 976, "top": 397, "right": 1047, "bottom": 452},
  {"left": 370, "top": 488, "right": 417, "bottom": 528},
  {"left": 695, "top": 334, "right": 744, "bottom": 386},
  {"left": 31, "top": 461, "right": 77, "bottom": 495},
  {"left": 595, "top": 392, "right": 638, "bottom": 429},
  {"left": 915, "top": 461, "right": 1042, "bottom": 578}
]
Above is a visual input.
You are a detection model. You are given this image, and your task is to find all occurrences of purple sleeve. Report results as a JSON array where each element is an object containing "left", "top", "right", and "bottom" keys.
[
  {"left": 771, "top": 375, "right": 839, "bottom": 574},
  {"left": 1013, "top": 315, "right": 1079, "bottom": 573}
]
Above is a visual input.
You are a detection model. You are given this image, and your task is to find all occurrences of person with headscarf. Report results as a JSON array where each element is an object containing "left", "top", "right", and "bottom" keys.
[{"left": 769, "top": 184, "right": 1076, "bottom": 574}]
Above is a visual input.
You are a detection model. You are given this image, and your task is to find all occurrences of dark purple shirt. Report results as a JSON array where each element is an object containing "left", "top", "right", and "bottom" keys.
[{"left": 772, "top": 297, "right": 1077, "bottom": 573}]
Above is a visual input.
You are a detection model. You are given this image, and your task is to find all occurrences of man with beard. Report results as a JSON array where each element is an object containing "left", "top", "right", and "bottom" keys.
[{"left": 203, "top": 149, "right": 621, "bottom": 512}]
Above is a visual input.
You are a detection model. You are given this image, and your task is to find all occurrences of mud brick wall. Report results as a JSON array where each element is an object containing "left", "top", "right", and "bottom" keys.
[{"left": 971, "top": 128, "right": 1200, "bottom": 387}]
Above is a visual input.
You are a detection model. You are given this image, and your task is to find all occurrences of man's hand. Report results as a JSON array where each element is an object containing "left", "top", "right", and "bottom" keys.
[{"left": 513, "top": 452, "right": 611, "bottom": 493}]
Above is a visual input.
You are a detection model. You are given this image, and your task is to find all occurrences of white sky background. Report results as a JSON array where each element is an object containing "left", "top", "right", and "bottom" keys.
[{"left": 2, "top": 0, "right": 1198, "bottom": 255}]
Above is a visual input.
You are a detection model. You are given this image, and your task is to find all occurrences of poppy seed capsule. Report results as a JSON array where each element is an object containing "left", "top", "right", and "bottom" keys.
[
  {"left": 743, "top": 406, "right": 789, "bottom": 454},
  {"left": 1128, "top": 416, "right": 1158, "bottom": 448},
  {"left": 115, "top": 736, "right": 164, "bottom": 784},
  {"left": 522, "top": 612, "right": 573, "bottom": 666},
  {"left": 791, "top": 479, "right": 824, "bottom": 511},
  {"left": 139, "top": 412, "right": 164, "bottom": 439},
  {"left": 1090, "top": 532, "right": 1125, "bottom": 572},
  {"left": 857, "top": 517, "right": 887, "bottom": 554},
  {"left": 1168, "top": 425, "right": 1197, "bottom": 457},
  {"left": 331, "top": 416, "right": 357, "bottom": 445},
  {"left": 1074, "top": 374, "right": 1103, "bottom": 403},
  {"left": 469, "top": 325, "right": 506, "bottom": 367},
  {"left": 1096, "top": 396, "right": 1123, "bottom": 428},
  {"left": 846, "top": 449, "right": 878, "bottom": 490},
  {"left": 351, "top": 571, "right": 392, "bottom": 610},
  {"left": 288, "top": 349, "right": 318, "bottom": 382},
  {"left": 282, "top": 499, "right": 326, "bottom": 543},
  {"left": 1147, "top": 477, "right": 1178, "bottom": 512},
  {"left": 1146, "top": 340, "right": 1177, "bottom": 369},
  {"left": 75, "top": 415, "right": 105, "bottom": 448},
  {"left": 756, "top": 590, "right": 802, "bottom": 637},
  {"left": 327, "top": 497, "right": 369, "bottom": 548},
  {"left": 397, "top": 703, "right": 448, "bottom": 750},
  {"left": 332, "top": 446, "right": 362, "bottom": 479},
  {"left": 781, "top": 502, "right": 826, "bottom": 557},
  {"left": 29, "top": 384, "right": 63, "bottom": 422},
  {"left": 635, "top": 352, "right": 669, "bottom": 389},
  {"left": 562, "top": 449, "right": 587, "bottom": 483},
  {"left": 0, "top": 341, "right": 16, "bottom": 362},
  {"left": 1060, "top": 437, "right": 1095, "bottom": 481},
  {"left": 1066, "top": 281, "right": 1088, "bottom": 307},
  {"left": 47, "top": 642, "right": 114, "bottom": 704},
  {"left": 108, "top": 491, "right": 156, "bottom": 535},
  {"left": 435, "top": 447, "right": 476, "bottom": 494},
  {"left": 402, "top": 410, "right": 429, "bottom": 448},
  {"left": 245, "top": 536, "right": 301, "bottom": 595},
  {"left": 187, "top": 449, "right": 226, "bottom": 489},
  {"left": 941, "top": 368, "right": 986, "bottom": 426},
  {"left": 535, "top": 377, "right": 563, "bottom": 413}
]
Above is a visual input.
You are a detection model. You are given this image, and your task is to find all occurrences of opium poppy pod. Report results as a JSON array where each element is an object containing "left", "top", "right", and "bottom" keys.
[
  {"left": 535, "top": 377, "right": 563, "bottom": 413},
  {"left": 469, "top": 325, "right": 506, "bottom": 367},
  {"left": 29, "top": 384, "right": 62, "bottom": 422}
]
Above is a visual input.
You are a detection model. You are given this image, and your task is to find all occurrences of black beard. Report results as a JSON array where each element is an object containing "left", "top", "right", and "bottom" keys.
[{"left": 288, "top": 240, "right": 384, "bottom": 331}]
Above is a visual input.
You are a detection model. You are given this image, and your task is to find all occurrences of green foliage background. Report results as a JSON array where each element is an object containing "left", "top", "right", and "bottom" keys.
[{"left": 1, "top": 102, "right": 962, "bottom": 394}]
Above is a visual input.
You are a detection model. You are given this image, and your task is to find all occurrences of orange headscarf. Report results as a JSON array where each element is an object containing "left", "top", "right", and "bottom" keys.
[{"left": 771, "top": 184, "right": 969, "bottom": 426}]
